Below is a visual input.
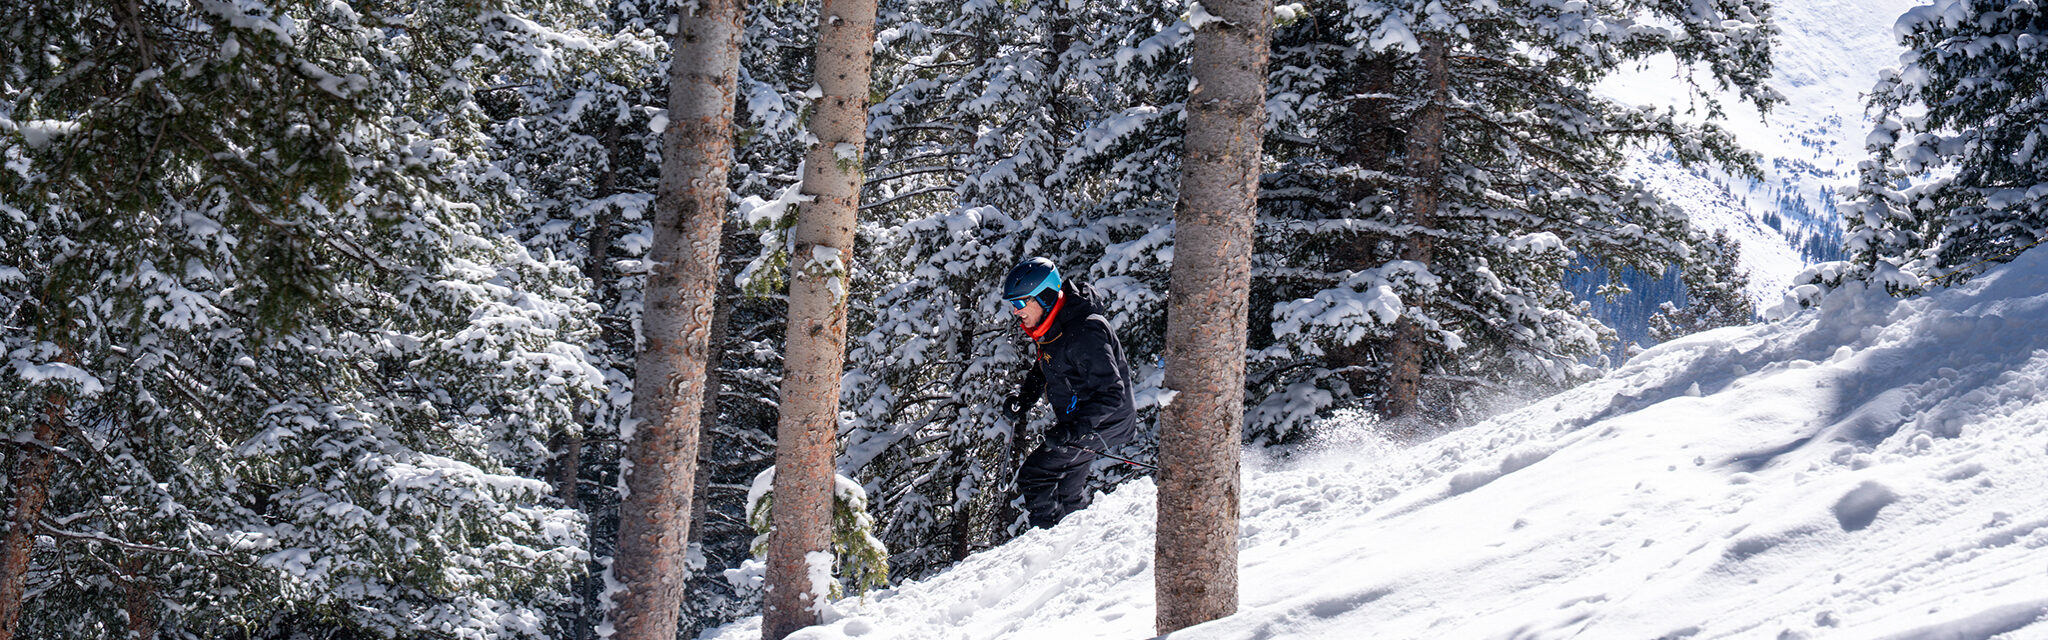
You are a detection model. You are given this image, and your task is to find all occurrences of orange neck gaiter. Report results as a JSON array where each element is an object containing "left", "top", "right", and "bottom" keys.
[{"left": 1024, "top": 291, "right": 1066, "bottom": 340}]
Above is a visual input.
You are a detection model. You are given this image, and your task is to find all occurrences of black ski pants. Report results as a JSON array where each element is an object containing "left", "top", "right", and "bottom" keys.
[{"left": 1017, "top": 443, "right": 1096, "bottom": 529}]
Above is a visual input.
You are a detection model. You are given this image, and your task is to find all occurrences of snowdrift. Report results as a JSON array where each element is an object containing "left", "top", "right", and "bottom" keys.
[{"left": 703, "top": 249, "right": 2048, "bottom": 639}]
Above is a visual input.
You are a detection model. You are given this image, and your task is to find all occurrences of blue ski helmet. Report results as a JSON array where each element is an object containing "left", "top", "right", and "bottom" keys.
[{"left": 1002, "top": 257, "right": 1063, "bottom": 310}]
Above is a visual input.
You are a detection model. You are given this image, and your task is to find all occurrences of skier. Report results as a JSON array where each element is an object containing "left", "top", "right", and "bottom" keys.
[{"left": 998, "top": 257, "right": 1139, "bottom": 529}]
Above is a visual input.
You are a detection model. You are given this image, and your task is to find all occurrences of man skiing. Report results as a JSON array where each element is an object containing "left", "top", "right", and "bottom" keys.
[{"left": 999, "top": 257, "right": 1139, "bottom": 529}]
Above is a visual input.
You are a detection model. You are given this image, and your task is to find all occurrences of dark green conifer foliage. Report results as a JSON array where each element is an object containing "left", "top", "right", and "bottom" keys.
[
  {"left": 1250, "top": 0, "right": 1777, "bottom": 436},
  {"left": 839, "top": 0, "right": 1192, "bottom": 580},
  {"left": 1650, "top": 229, "right": 1756, "bottom": 342},
  {"left": 1843, "top": 0, "right": 2048, "bottom": 292},
  {"left": 0, "top": 1, "right": 616, "bottom": 636}
]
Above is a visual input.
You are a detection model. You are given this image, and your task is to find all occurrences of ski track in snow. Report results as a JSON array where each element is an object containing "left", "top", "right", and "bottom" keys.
[{"left": 704, "top": 247, "right": 2048, "bottom": 640}]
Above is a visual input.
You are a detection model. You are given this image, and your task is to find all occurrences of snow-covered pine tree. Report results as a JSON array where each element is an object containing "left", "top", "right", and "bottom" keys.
[
  {"left": 1649, "top": 229, "right": 1755, "bottom": 342},
  {"left": 1839, "top": 0, "right": 2048, "bottom": 292},
  {"left": 1250, "top": 0, "right": 1777, "bottom": 436},
  {"left": 0, "top": 0, "right": 611, "bottom": 636},
  {"left": 839, "top": 0, "right": 1192, "bottom": 579},
  {"left": 482, "top": 3, "right": 674, "bottom": 637},
  {"left": 736, "top": 467, "right": 889, "bottom": 603}
]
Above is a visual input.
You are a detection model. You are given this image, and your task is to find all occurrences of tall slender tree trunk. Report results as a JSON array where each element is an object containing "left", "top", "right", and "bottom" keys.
[
  {"left": 762, "top": 0, "right": 877, "bottom": 637},
  {"left": 1154, "top": 0, "right": 1270, "bottom": 633},
  {"left": 547, "top": 424, "right": 585, "bottom": 637},
  {"left": 122, "top": 556, "right": 155, "bottom": 640},
  {"left": 947, "top": 438, "right": 973, "bottom": 562},
  {"left": 1378, "top": 36, "right": 1448, "bottom": 426},
  {"left": 1047, "top": 0, "right": 1074, "bottom": 132},
  {"left": 687, "top": 219, "right": 744, "bottom": 551},
  {"left": 552, "top": 396, "right": 587, "bottom": 640},
  {"left": 561, "top": 121, "right": 621, "bottom": 640},
  {"left": 603, "top": 0, "right": 745, "bottom": 637},
  {"left": 548, "top": 431, "right": 583, "bottom": 512},
  {"left": 0, "top": 393, "right": 64, "bottom": 640},
  {"left": 1323, "top": 56, "right": 1402, "bottom": 400}
]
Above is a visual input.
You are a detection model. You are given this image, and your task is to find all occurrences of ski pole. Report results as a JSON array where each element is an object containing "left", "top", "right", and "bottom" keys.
[{"left": 1079, "top": 446, "right": 1158, "bottom": 472}]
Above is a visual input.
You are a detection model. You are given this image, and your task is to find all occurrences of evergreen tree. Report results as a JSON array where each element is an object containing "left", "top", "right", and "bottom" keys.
[
  {"left": 763, "top": 0, "right": 880, "bottom": 634},
  {"left": 0, "top": 0, "right": 610, "bottom": 636},
  {"left": 670, "top": 1, "right": 827, "bottom": 633},
  {"left": 486, "top": 24, "right": 663, "bottom": 640},
  {"left": 1840, "top": 0, "right": 2048, "bottom": 292},
  {"left": 1249, "top": 0, "right": 1777, "bottom": 436},
  {"left": 482, "top": 2, "right": 683, "bottom": 637},
  {"left": 1650, "top": 229, "right": 1755, "bottom": 342},
  {"left": 601, "top": 0, "right": 749, "bottom": 633},
  {"left": 492, "top": 0, "right": 814, "bottom": 634}
]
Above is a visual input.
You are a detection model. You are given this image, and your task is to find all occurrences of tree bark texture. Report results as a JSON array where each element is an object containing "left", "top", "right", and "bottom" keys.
[
  {"left": 549, "top": 430, "right": 583, "bottom": 512},
  {"left": 0, "top": 394, "right": 63, "bottom": 640},
  {"left": 1378, "top": 36, "right": 1448, "bottom": 425},
  {"left": 123, "top": 555, "right": 156, "bottom": 640},
  {"left": 603, "top": 0, "right": 745, "bottom": 638},
  {"left": 1154, "top": 0, "right": 1269, "bottom": 633},
  {"left": 762, "top": 0, "right": 876, "bottom": 637}
]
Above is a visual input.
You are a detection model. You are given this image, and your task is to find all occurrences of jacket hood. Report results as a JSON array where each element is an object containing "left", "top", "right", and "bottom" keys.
[
  {"left": 1020, "top": 278, "right": 1105, "bottom": 339},
  {"left": 1047, "top": 281, "right": 1103, "bottom": 332}
]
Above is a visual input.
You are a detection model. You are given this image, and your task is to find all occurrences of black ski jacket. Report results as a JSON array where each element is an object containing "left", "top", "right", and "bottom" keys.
[{"left": 1017, "top": 281, "right": 1137, "bottom": 449}]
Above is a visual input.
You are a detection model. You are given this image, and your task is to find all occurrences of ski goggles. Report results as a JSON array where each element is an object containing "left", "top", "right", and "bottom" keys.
[{"left": 1006, "top": 296, "right": 1033, "bottom": 310}]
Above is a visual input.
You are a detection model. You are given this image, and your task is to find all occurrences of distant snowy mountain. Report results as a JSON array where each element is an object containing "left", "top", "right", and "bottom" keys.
[
  {"left": 1570, "top": 0, "right": 1921, "bottom": 355},
  {"left": 1600, "top": 0, "right": 1921, "bottom": 303},
  {"left": 700, "top": 239, "right": 2048, "bottom": 640}
]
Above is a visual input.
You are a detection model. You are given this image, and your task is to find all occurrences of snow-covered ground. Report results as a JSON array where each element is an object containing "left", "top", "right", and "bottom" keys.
[{"left": 703, "top": 245, "right": 2048, "bottom": 639}]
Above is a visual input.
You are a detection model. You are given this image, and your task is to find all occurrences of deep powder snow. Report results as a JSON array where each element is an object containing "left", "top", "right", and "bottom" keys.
[{"left": 702, "top": 247, "right": 2048, "bottom": 640}]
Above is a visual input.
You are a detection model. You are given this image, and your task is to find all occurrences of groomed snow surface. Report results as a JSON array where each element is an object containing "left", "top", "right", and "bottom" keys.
[{"left": 704, "top": 247, "right": 2048, "bottom": 640}]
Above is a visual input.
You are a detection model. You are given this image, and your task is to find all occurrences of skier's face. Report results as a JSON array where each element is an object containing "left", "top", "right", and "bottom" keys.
[{"left": 1009, "top": 297, "right": 1045, "bottom": 327}]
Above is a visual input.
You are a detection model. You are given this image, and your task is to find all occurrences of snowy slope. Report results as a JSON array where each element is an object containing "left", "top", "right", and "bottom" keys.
[
  {"left": 1601, "top": 0, "right": 1922, "bottom": 303},
  {"left": 703, "top": 246, "right": 2048, "bottom": 640}
]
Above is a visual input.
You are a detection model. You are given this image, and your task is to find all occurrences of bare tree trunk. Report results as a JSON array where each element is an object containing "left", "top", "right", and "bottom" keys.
[
  {"left": 1378, "top": 36, "right": 1448, "bottom": 426},
  {"left": 947, "top": 438, "right": 972, "bottom": 562},
  {"left": 1154, "top": 0, "right": 1269, "bottom": 633},
  {"left": 549, "top": 430, "right": 583, "bottom": 512},
  {"left": 762, "top": 0, "right": 877, "bottom": 636},
  {"left": 602, "top": 0, "right": 745, "bottom": 637},
  {"left": 0, "top": 393, "right": 63, "bottom": 640},
  {"left": 687, "top": 219, "right": 744, "bottom": 550},
  {"left": 122, "top": 556, "right": 155, "bottom": 640}
]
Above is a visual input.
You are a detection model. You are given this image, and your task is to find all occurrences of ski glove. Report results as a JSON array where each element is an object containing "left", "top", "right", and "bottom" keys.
[
  {"left": 1003, "top": 368, "right": 1045, "bottom": 422},
  {"left": 1001, "top": 395, "right": 1030, "bottom": 422}
]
